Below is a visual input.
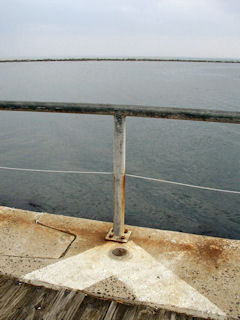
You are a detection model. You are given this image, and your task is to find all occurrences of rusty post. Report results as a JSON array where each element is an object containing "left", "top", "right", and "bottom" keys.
[
  {"left": 105, "top": 113, "right": 131, "bottom": 242},
  {"left": 113, "top": 113, "right": 126, "bottom": 238}
]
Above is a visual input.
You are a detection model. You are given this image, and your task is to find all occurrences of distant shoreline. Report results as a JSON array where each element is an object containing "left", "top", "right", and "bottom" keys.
[{"left": 0, "top": 57, "right": 240, "bottom": 63}]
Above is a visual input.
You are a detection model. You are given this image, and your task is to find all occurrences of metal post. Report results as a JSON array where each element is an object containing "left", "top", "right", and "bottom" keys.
[
  {"left": 105, "top": 112, "right": 131, "bottom": 242},
  {"left": 113, "top": 113, "right": 126, "bottom": 237}
]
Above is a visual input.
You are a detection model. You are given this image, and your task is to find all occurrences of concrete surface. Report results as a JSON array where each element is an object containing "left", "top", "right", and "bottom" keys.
[
  {"left": 0, "top": 206, "right": 240, "bottom": 319},
  {"left": 0, "top": 207, "right": 74, "bottom": 258}
]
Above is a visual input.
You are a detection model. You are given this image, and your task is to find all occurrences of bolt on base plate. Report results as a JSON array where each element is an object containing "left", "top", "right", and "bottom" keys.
[{"left": 105, "top": 227, "right": 132, "bottom": 243}]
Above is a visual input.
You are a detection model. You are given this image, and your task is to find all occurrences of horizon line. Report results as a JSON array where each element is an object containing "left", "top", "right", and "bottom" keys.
[{"left": 0, "top": 57, "right": 240, "bottom": 64}]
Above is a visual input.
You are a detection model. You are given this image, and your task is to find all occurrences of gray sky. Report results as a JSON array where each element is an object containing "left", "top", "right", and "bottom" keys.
[{"left": 0, "top": 0, "right": 240, "bottom": 59}]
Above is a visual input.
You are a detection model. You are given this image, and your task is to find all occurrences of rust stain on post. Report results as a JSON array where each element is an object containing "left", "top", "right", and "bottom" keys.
[
  {"left": 121, "top": 174, "right": 126, "bottom": 215},
  {"left": 113, "top": 113, "right": 126, "bottom": 238},
  {"left": 121, "top": 174, "right": 126, "bottom": 240},
  {"left": 105, "top": 113, "right": 131, "bottom": 243}
]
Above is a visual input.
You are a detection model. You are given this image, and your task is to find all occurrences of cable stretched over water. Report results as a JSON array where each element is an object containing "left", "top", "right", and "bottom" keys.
[
  {"left": 126, "top": 174, "right": 240, "bottom": 194},
  {"left": 0, "top": 166, "right": 239, "bottom": 194},
  {"left": 0, "top": 166, "right": 112, "bottom": 175}
]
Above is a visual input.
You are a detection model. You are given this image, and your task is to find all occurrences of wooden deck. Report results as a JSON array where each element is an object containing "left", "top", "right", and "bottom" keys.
[{"left": 0, "top": 274, "right": 200, "bottom": 320}]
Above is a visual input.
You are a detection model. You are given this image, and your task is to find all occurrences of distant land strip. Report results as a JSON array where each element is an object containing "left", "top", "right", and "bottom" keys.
[{"left": 0, "top": 57, "right": 240, "bottom": 63}]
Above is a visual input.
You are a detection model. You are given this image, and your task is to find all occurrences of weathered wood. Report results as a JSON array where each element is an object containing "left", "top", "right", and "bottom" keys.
[
  {"left": 109, "top": 303, "right": 137, "bottom": 320},
  {"left": 0, "top": 278, "right": 14, "bottom": 300},
  {"left": 103, "top": 301, "right": 118, "bottom": 319},
  {"left": 42, "top": 289, "right": 85, "bottom": 320},
  {"left": 29, "top": 288, "right": 60, "bottom": 320},
  {"left": 0, "top": 276, "right": 9, "bottom": 287},
  {"left": 57, "top": 291, "right": 86, "bottom": 320},
  {"left": 134, "top": 306, "right": 163, "bottom": 320},
  {"left": 0, "top": 275, "right": 203, "bottom": 320},
  {"left": 73, "top": 295, "right": 111, "bottom": 320},
  {"left": 0, "top": 279, "right": 23, "bottom": 310},
  {"left": 2, "top": 285, "right": 41, "bottom": 320}
]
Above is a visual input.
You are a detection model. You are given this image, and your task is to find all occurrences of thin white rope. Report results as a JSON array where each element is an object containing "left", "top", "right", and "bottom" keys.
[
  {"left": 0, "top": 166, "right": 112, "bottom": 175},
  {"left": 0, "top": 166, "right": 239, "bottom": 194},
  {"left": 126, "top": 174, "right": 240, "bottom": 194}
]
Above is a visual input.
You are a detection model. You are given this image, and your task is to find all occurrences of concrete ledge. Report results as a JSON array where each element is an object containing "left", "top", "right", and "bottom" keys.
[{"left": 0, "top": 206, "right": 239, "bottom": 319}]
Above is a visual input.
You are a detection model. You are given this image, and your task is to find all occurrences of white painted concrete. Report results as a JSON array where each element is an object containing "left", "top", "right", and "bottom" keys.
[{"left": 24, "top": 241, "right": 225, "bottom": 317}]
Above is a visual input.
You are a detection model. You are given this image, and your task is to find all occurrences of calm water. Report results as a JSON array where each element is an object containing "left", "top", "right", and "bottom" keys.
[{"left": 0, "top": 61, "right": 239, "bottom": 239}]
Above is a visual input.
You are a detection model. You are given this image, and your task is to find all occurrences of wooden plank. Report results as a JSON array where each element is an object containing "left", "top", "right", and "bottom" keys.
[
  {"left": 42, "top": 289, "right": 85, "bottom": 320},
  {"left": 119, "top": 305, "right": 138, "bottom": 320},
  {"left": 56, "top": 291, "right": 86, "bottom": 320},
  {"left": 133, "top": 306, "right": 162, "bottom": 320},
  {"left": 0, "top": 276, "right": 87, "bottom": 320},
  {"left": 29, "top": 288, "right": 59, "bottom": 320},
  {"left": 73, "top": 296, "right": 111, "bottom": 320},
  {"left": 11, "top": 287, "right": 85, "bottom": 320},
  {"left": 0, "top": 280, "right": 22, "bottom": 310},
  {"left": 103, "top": 301, "right": 118, "bottom": 320},
  {"left": 13, "top": 287, "right": 58, "bottom": 320},
  {"left": 0, "top": 275, "right": 200, "bottom": 320},
  {"left": 0, "top": 278, "right": 15, "bottom": 300},
  {"left": 1, "top": 285, "right": 38, "bottom": 320},
  {"left": 118, "top": 305, "right": 186, "bottom": 320},
  {"left": 0, "top": 276, "right": 9, "bottom": 287},
  {"left": 106, "top": 303, "right": 137, "bottom": 320}
]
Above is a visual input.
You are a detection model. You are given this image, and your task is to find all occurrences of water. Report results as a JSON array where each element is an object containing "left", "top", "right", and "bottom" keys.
[{"left": 0, "top": 61, "right": 239, "bottom": 239}]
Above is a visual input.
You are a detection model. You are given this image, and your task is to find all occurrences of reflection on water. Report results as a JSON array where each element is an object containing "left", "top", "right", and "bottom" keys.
[{"left": 0, "top": 61, "right": 239, "bottom": 239}]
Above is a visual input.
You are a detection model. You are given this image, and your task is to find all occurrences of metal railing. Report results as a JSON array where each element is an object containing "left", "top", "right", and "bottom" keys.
[{"left": 0, "top": 100, "right": 240, "bottom": 242}]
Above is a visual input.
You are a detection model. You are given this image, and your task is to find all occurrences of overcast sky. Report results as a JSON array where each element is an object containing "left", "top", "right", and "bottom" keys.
[{"left": 0, "top": 0, "right": 240, "bottom": 59}]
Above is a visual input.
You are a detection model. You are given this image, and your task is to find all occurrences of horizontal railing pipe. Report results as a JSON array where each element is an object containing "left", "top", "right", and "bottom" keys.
[
  {"left": 0, "top": 100, "right": 239, "bottom": 242},
  {"left": 0, "top": 101, "right": 240, "bottom": 124}
]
